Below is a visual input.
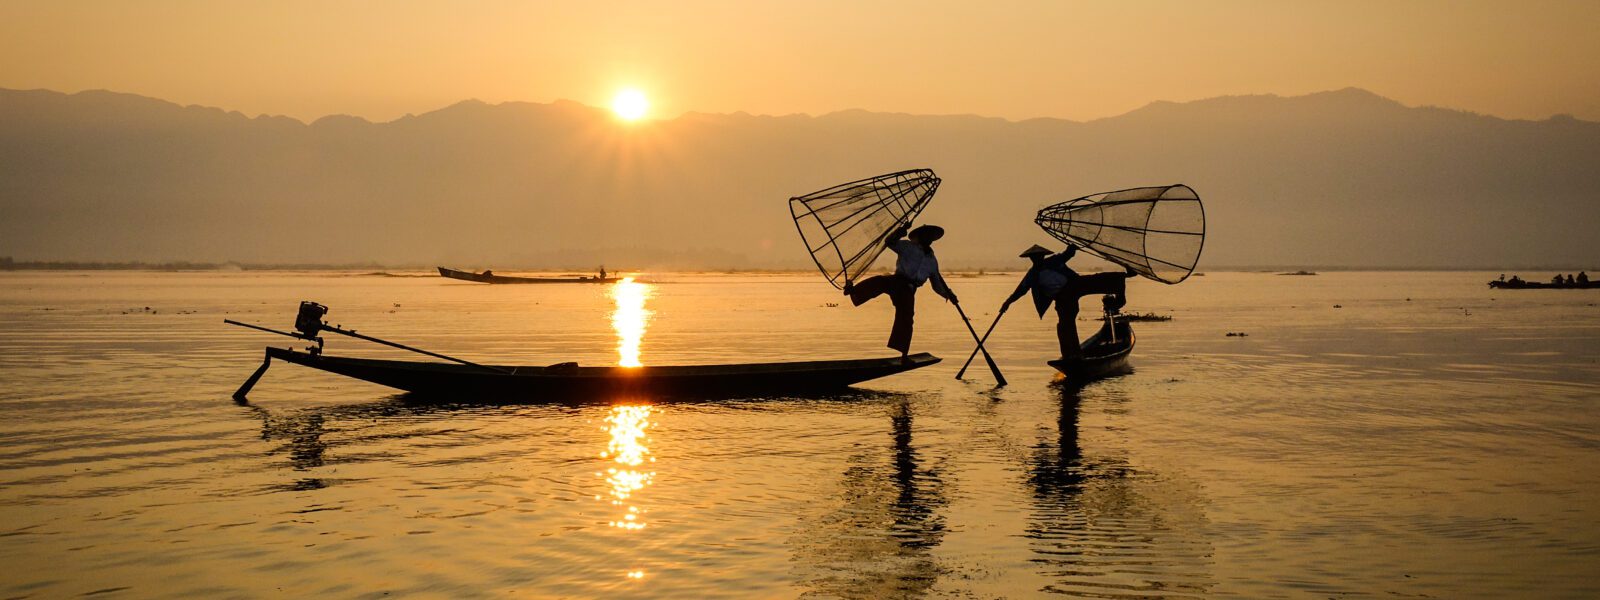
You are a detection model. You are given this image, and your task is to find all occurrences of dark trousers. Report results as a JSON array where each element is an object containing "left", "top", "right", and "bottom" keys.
[
  {"left": 849, "top": 275, "right": 917, "bottom": 353},
  {"left": 1053, "top": 273, "right": 1128, "bottom": 359}
]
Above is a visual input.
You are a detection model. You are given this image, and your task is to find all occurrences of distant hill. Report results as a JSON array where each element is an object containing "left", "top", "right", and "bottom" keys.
[{"left": 1, "top": 87, "right": 1596, "bottom": 269}]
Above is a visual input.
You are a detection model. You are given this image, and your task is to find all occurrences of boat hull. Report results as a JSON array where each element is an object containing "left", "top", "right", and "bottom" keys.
[
  {"left": 437, "top": 267, "right": 619, "bottom": 284},
  {"left": 1488, "top": 280, "right": 1597, "bottom": 290},
  {"left": 262, "top": 347, "right": 940, "bottom": 399},
  {"left": 1047, "top": 316, "right": 1134, "bottom": 386}
]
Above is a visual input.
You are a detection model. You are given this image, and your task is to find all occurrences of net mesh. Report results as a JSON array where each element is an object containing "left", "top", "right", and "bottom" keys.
[
  {"left": 1035, "top": 184, "right": 1206, "bottom": 284},
  {"left": 790, "top": 169, "right": 940, "bottom": 289}
]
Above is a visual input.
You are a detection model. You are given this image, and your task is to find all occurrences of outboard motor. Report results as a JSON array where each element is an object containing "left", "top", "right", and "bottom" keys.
[
  {"left": 294, "top": 301, "right": 328, "bottom": 338},
  {"left": 1101, "top": 293, "right": 1125, "bottom": 315}
]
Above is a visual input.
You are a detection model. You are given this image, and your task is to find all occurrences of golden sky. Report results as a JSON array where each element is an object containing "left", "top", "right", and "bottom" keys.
[{"left": 2, "top": 0, "right": 1597, "bottom": 122}]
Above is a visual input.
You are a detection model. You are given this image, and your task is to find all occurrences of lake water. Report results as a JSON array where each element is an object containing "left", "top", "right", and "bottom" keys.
[{"left": 0, "top": 271, "right": 1596, "bottom": 598}]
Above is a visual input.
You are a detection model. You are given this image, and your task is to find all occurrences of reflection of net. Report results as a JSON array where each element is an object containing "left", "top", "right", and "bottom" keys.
[
  {"left": 791, "top": 169, "right": 940, "bottom": 289},
  {"left": 1035, "top": 185, "right": 1206, "bottom": 284}
]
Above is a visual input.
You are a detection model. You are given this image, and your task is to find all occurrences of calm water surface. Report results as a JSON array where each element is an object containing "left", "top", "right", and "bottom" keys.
[{"left": 0, "top": 271, "right": 1596, "bottom": 598}]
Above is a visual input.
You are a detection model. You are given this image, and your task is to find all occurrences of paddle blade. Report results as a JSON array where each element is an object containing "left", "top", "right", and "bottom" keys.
[
  {"left": 1035, "top": 184, "right": 1206, "bottom": 284},
  {"left": 790, "top": 169, "right": 940, "bottom": 289}
]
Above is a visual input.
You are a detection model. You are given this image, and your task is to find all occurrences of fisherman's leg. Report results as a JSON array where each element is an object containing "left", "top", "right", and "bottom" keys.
[
  {"left": 1054, "top": 291, "right": 1084, "bottom": 360},
  {"left": 887, "top": 284, "right": 916, "bottom": 355},
  {"left": 847, "top": 275, "right": 895, "bottom": 307},
  {"left": 1081, "top": 273, "right": 1128, "bottom": 312}
]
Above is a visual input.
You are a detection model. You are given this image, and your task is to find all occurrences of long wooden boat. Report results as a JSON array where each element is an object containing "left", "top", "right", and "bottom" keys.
[
  {"left": 1488, "top": 279, "right": 1596, "bottom": 290},
  {"left": 252, "top": 346, "right": 940, "bottom": 398},
  {"left": 438, "top": 266, "right": 620, "bottom": 284},
  {"left": 1047, "top": 316, "right": 1134, "bottom": 386}
]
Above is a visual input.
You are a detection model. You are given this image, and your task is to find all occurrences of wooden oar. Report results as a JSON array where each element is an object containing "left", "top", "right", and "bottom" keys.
[
  {"left": 952, "top": 301, "right": 1007, "bottom": 386},
  {"left": 956, "top": 304, "right": 1009, "bottom": 380}
]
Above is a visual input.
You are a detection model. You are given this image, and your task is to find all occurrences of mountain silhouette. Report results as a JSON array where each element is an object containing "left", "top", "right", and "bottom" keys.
[{"left": 2, "top": 87, "right": 1595, "bottom": 268}]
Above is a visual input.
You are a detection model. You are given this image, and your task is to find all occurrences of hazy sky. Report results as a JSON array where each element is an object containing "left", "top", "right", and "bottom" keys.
[{"left": 3, "top": 0, "right": 1598, "bottom": 122}]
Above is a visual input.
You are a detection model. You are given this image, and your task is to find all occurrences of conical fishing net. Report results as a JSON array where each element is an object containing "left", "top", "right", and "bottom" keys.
[
  {"left": 790, "top": 169, "right": 940, "bottom": 289},
  {"left": 1035, "top": 184, "right": 1206, "bottom": 284}
]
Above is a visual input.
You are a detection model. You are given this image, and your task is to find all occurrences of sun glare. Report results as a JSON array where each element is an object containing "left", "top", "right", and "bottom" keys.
[{"left": 612, "top": 89, "right": 649, "bottom": 121}]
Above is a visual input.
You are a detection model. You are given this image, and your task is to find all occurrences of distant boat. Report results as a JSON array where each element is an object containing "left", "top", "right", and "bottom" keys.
[
  {"left": 255, "top": 347, "right": 941, "bottom": 398},
  {"left": 437, "top": 267, "right": 619, "bottom": 284},
  {"left": 1047, "top": 316, "right": 1134, "bottom": 386},
  {"left": 1488, "top": 279, "right": 1597, "bottom": 290}
]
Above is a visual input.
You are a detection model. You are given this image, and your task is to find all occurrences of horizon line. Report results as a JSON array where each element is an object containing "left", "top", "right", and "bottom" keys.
[{"left": 9, "top": 85, "right": 1594, "bottom": 128}]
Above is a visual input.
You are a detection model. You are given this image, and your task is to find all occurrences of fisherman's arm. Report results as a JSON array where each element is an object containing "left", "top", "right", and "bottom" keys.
[
  {"left": 930, "top": 270, "right": 958, "bottom": 303},
  {"left": 1001, "top": 269, "right": 1035, "bottom": 309},
  {"left": 886, "top": 225, "right": 908, "bottom": 246}
]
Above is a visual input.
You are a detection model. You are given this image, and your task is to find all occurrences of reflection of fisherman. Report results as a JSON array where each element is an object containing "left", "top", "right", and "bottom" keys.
[
  {"left": 1002, "top": 244, "right": 1135, "bottom": 362},
  {"left": 844, "top": 224, "right": 958, "bottom": 357}
]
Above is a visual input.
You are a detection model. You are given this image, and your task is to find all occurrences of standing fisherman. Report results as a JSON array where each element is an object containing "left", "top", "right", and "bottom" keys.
[
  {"left": 1001, "top": 244, "right": 1135, "bottom": 363},
  {"left": 844, "top": 224, "right": 958, "bottom": 357}
]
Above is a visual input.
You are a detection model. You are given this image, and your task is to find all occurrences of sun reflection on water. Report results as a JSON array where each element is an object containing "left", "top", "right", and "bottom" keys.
[
  {"left": 599, "top": 405, "right": 655, "bottom": 531},
  {"left": 609, "top": 278, "right": 652, "bottom": 367}
]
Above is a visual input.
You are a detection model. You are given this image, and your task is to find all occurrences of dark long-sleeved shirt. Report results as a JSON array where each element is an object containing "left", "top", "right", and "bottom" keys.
[{"left": 1005, "top": 249, "right": 1078, "bottom": 317}]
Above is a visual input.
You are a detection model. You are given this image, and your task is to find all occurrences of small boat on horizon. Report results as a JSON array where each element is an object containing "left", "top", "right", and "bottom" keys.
[{"left": 437, "top": 266, "right": 620, "bottom": 284}]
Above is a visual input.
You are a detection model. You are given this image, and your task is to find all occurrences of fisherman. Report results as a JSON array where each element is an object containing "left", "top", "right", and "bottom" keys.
[
  {"left": 599, "top": 265, "right": 607, "bottom": 279},
  {"left": 844, "top": 224, "right": 957, "bottom": 357},
  {"left": 1001, "top": 244, "right": 1135, "bottom": 363},
  {"left": 1580, "top": 272, "right": 1589, "bottom": 284}
]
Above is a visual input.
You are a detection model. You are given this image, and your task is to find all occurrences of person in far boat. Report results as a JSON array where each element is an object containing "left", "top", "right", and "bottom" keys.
[
  {"left": 1509, "top": 275, "right": 1523, "bottom": 285},
  {"left": 1553, "top": 274, "right": 1566, "bottom": 285},
  {"left": 1580, "top": 272, "right": 1589, "bottom": 285},
  {"left": 1498, "top": 274, "right": 1506, "bottom": 282},
  {"left": 1001, "top": 244, "right": 1136, "bottom": 363},
  {"left": 1567, "top": 274, "right": 1576, "bottom": 285},
  {"left": 482, "top": 269, "right": 493, "bottom": 277},
  {"left": 844, "top": 224, "right": 957, "bottom": 357},
  {"left": 599, "top": 265, "right": 607, "bottom": 280}
]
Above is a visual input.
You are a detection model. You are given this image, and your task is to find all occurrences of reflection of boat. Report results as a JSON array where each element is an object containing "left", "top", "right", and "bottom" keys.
[
  {"left": 260, "top": 347, "right": 940, "bottom": 398},
  {"left": 437, "top": 266, "right": 619, "bottom": 284},
  {"left": 1025, "top": 387, "right": 1213, "bottom": 594},
  {"left": 791, "top": 399, "right": 947, "bottom": 596},
  {"left": 1047, "top": 315, "right": 1134, "bottom": 385}
]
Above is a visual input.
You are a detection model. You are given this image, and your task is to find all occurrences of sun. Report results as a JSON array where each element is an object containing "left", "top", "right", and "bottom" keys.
[{"left": 612, "top": 89, "right": 649, "bottom": 121}]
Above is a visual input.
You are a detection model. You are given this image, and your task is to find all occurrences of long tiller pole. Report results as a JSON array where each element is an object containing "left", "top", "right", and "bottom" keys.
[
  {"left": 952, "top": 301, "right": 1007, "bottom": 386},
  {"left": 319, "top": 325, "right": 510, "bottom": 374},
  {"left": 956, "top": 304, "right": 1009, "bottom": 380}
]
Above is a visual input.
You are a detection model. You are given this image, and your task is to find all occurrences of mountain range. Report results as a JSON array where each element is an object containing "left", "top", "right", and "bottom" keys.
[{"left": 2, "top": 87, "right": 1596, "bottom": 269}]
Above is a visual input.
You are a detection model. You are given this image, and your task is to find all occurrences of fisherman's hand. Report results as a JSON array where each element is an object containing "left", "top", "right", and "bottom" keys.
[{"left": 944, "top": 292, "right": 959, "bottom": 304}]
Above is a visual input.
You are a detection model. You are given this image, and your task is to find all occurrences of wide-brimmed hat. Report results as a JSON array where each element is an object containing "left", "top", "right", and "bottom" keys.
[
  {"left": 909, "top": 224, "right": 945, "bottom": 242},
  {"left": 1019, "top": 244, "right": 1053, "bottom": 258}
]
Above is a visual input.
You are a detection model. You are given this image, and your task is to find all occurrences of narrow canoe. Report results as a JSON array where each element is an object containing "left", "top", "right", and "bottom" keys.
[
  {"left": 255, "top": 346, "right": 940, "bottom": 399},
  {"left": 1047, "top": 316, "right": 1135, "bottom": 386},
  {"left": 437, "top": 267, "right": 620, "bottom": 284}
]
